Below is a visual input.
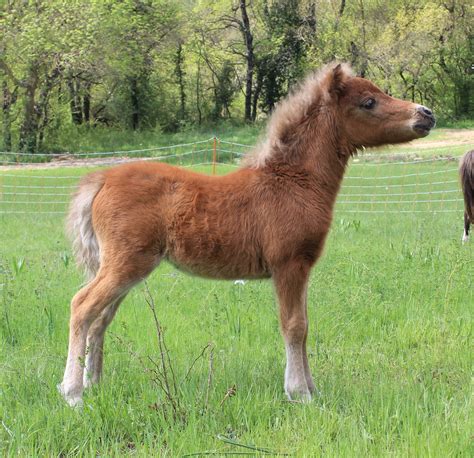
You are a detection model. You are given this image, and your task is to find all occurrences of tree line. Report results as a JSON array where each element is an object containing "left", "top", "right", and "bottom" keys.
[{"left": 1, "top": 0, "right": 472, "bottom": 153}]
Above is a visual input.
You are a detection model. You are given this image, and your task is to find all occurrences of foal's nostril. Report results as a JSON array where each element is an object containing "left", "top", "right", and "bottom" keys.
[{"left": 418, "top": 105, "right": 433, "bottom": 117}]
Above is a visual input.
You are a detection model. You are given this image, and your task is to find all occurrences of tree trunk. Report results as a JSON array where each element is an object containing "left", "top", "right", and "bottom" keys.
[
  {"left": 339, "top": 0, "right": 346, "bottom": 16},
  {"left": 455, "top": 79, "right": 471, "bottom": 118},
  {"left": 2, "top": 80, "right": 16, "bottom": 151},
  {"left": 350, "top": 41, "right": 367, "bottom": 78},
  {"left": 240, "top": 0, "right": 254, "bottom": 122},
  {"left": 251, "top": 69, "right": 263, "bottom": 121},
  {"left": 175, "top": 43, "right": 186, "bottom": 121},
  {"left": 130, "top": 76, "right": 139, "bottom": 130},
  {"left": 196, "top": 59, "right": 202, "bottom": 125},
  {"left": 83, "top": 80, "right": 91, "bottom": 124},
  {"left": 37, "top": 65, "right": 62, "bottom": 150},
  {"left": 306, "top": 2, "right": 317, "bottom": 35},
  {"left": 358, "top": 0, "right": 368, "bottom": 77},
  {"left": 67, "top": 77, "right": 83, "bottom": 125},
  {"left": 19, "top": 68, "right": 39, "bottom": 153}
]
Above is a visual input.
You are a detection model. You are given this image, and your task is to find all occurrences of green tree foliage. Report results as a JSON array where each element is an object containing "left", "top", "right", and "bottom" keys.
[
  {"left": 256, "top": 0, "right": 314, "bottom": 114},
  {"left": 1, "top": 1, "right": 98, "bottom": 152},
  {"left": 0, "top": 0, "right": 472, "bottom": 152}
]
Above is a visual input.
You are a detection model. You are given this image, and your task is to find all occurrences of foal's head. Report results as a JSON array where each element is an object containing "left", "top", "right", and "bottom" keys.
[
  {"left": 326, "top": 64, "right": 435, "bottom": 148},
  {"left": 246, "top": 63, "right": 435, "bottom": 168}
]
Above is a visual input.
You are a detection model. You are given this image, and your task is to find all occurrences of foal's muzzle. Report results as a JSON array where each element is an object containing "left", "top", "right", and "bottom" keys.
[{"left": 413, "top": 105, "right": 436, "bottom": 136}]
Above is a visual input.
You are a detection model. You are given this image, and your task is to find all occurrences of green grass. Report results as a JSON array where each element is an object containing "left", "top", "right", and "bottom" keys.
[
  {"left": 1, "top": 133, "right": 473, "bottom": 456},
  {"left": 436, "top": 118, "right": 474, "bottom": 129},
  {"left": 39, "top": 123, "right": 263, "bottom": 154}
]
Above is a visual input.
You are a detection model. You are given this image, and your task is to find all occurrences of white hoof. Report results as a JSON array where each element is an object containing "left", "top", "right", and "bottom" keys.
[
  {"left": 66, "top": 396, "right": 84, "bottom": 408},
  {"left": 462, "top": 234, "right": 469, "bottom": 243},
  {"left": 57, "top": 383, "right": 83, "bottom": 408},
  {"left": 285, "top": 383, "right": 312, "bottom": 403},
  {"left": 286, "top": 390, "right": 312, "bottom": 403}
]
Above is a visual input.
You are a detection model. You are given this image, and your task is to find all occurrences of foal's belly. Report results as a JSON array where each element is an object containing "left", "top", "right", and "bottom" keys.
[
  {"left": 166, "top": 256, "right": 271, "bottom": 280},
  {"left": 164, "top": 234, "right": 270, "bottom": 280}
]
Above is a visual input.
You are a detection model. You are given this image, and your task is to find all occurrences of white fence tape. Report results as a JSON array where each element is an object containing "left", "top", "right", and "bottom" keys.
[{"left": 1, "top": 137, "right": 466, "bottom": 216}]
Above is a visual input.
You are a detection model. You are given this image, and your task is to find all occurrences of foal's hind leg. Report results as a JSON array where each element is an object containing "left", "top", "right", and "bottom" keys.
[
  {"left": 83, "top": 296, "right": 125, "bottom": 389},
  {"left": 59, "top": 271, "right": 132, "bottom": 406},
  {"left": 274, "top": 262, "right": 312, "bottom": 402},
  {"left": 60, "top": 251, "right": 157, "bottom": 406}
]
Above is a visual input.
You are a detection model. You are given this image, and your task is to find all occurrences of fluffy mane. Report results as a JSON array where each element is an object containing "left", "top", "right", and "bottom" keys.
[{"left": 245, "top": 62, "right": 354, "bottom": 168}]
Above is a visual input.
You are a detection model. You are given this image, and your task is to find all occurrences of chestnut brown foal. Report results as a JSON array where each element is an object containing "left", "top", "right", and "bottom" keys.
[{"left": 59, "top": 63, "right": 435, "bottom": 406}]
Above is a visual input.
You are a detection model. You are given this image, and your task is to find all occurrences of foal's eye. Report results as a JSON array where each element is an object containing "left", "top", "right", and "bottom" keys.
[{"left": 362, "top": 98, "right": 376, "bottom": 109}]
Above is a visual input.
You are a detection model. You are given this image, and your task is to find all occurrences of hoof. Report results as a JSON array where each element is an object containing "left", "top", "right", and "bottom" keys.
[
  {"left": 66, "top": 396, "right": 84, "bottom": 408},
  {"left": 57, "top": 383, "right": 83, "bottom": 408},
  {"left": 285, "top": 384, "right": 312, "bottom": 403},
  {"left": 287, "top": 390, "right": 312, "bottom": 403}
]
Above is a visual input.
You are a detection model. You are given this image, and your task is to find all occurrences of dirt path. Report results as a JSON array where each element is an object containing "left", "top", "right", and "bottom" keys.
[
  {"left": 414, "top": 129, "right": 474, "bottom": 149},
  {"left": 0, "top": 156, "right": 162, "bottom": 170}
]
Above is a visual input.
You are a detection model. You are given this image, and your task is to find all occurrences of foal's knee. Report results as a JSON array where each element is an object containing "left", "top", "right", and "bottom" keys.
[{"left": 282, "top": 317, "right": 307, "bottom": 344}]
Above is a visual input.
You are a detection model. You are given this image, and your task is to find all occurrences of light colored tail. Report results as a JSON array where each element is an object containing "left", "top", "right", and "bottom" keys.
[{"left": 67, "top": 172, "right": 105, "bottom": 279}]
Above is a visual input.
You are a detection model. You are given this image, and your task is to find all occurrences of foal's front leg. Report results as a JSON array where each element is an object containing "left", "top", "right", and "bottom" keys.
[{"left": 273, "top": 262, "right": 313, "bottom": 402}]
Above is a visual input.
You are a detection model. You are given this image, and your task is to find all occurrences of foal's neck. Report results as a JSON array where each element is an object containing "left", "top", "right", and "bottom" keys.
[{"left": 264, "top": 119, "right": 352, "bottom": 195}]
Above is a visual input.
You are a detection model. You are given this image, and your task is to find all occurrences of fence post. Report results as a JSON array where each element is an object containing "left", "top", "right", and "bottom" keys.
[{"left": 212, "top": 136, "right": 217, "bottom": 175}]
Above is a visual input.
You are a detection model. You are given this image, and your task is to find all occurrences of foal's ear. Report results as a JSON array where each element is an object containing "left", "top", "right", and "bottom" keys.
[
  {"left": 328, "top": 64, "right": 347, "bottom": 97},
  {"left": 322, "top": 63, "right": 351, "bottom": 100}
]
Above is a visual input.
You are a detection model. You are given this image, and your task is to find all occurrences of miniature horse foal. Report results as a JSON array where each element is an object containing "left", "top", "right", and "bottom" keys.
[{"left": 59, "top": 63, "right": 435, "bottom": 406}]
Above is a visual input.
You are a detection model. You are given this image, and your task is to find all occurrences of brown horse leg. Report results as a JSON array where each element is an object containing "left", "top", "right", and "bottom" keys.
[
  {"left": 59, "top": 250, "right": 157, "bottom": 406},
  {"left": 273, "top": 262, "right": 312, "bottom": 401},
  {"left": 59, "top": 271, "right": 133, "bottom": 406},
  {"left": 83, "top": 295, "right": 126, "bottom": 389},
  {"left": 463, "top": 211, "right": 470, "bottom": 243}
]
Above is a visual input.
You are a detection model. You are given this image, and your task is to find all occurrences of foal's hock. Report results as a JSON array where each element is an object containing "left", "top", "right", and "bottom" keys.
[{"left": 59, "top": 63, "right": 435, "bottom": 406}]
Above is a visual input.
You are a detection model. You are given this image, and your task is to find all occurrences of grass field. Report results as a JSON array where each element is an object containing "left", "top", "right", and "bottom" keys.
[{"left": 1, "top": 129, "right": 473, "bottom": 456}]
